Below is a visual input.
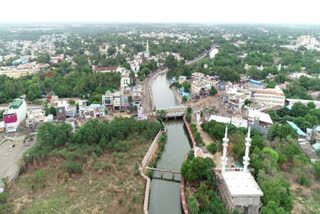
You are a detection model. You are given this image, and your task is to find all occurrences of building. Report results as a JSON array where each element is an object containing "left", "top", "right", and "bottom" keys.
[
  {"left": 247, "top": 109, "right": 273, "bottom": 137},
  {"left": 120, "top": 70, "right": 131, "bottom": 89},
  {"left": 3, "top": 99, "right": 27, "bottom": 133},
  {"left": 226, "top": 86, "right": 251, "bottom": 113},
  {"left": 191, "top": 72, "right": 216, "bottom": 95},
  {"left": 286, "top": 99, "right": 320, "bottom": 109},
  {"left": 102, "top": 90, "right": 113, "bottom": 110},
  {"left": 25, "top": 108, "right": 45, "bottom": 130},
  {"left": 217, "top": 127, "right": 263, "bottom": 214},
  {"left": 251, "top": 87, "right": 285, "bottom": 108}
]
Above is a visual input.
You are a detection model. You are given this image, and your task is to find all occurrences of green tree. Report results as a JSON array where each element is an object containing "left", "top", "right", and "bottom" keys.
[
  {"left": 207, "top": 143, "right": 217, "bottom": 154},
  {"left": 182, "top": 81, "right": 191, "bottom": 93},
  {"left": 261, "top": 201, "right": 286, "bottom": 214},
  {"left": 188, "top": 196, "right": 200, "bottom": 214},
  {"left": 210, "top": 86, "right": 217, "bottom": 96},
  {"left": 290, "top": 102, "right": 308, "bottom": 117},
  {"left": 107, "top": 47, "right": 116, "bottom": 56},
  {"left": 266, "top": 81, "right": 276, "bottom": 88},
  {"left": 156, "top": 110, "right": 167, "bottom": 122},
  {"left": 49, "top": 106, "right": 56, "bottom": 116}
]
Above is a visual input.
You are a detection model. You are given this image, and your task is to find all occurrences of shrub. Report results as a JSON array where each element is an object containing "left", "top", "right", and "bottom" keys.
[
  {"left": 0, "top": 192, "right": 7, "bottom": 204},
  {"left": 31, "top": 170, "right": 46, "bottom": 190},
  {"left": 61, "top": 161, "right": 82, "bottom": 175},
  {"left": 185, "top": 113, "right": 191, "bottom": 123},
  {"left": 134, "top": 163, "right": 139, "bottom": 176},
  {"left": 207, "top": 143, "right": 217, "bottom": 154},
  {"left": 147, "top": 169, "right": 152, "bottom": 177}
]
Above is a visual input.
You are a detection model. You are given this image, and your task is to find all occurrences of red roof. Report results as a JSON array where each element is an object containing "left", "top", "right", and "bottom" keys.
[{"left": 94, "top": 67, "right": 117, "bottom": 71}]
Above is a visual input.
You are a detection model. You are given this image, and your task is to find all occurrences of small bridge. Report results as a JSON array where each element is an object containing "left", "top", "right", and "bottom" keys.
[
  {"left": 146, "top": 167, "right": 181, "bottom": 182},
  {"left": 148, "top": 105, "right": 187, "bottom": 119}
]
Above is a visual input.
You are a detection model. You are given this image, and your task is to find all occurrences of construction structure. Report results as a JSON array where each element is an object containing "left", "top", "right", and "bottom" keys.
[{"left": 217, "top": 127, "right": 263, "bottom": 214}]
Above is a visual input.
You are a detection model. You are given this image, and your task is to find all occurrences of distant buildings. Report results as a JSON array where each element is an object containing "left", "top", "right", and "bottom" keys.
[
  {"left": 296, "top": 35, "right": 319, "bottom": 49},
  {"left": 3, "top": 99, "right": 27, "bottom": 133}
]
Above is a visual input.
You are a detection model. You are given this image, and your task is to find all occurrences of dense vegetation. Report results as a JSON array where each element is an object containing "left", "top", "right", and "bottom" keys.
[
  {"left": 23, "top": 118, "right": 161, "bottom": 166},
  {"left": 268, "top": 101, "right": 320, "bottom": 132},
  {"left": 181, "top": 152, "right": 229, "bottom": 214}
]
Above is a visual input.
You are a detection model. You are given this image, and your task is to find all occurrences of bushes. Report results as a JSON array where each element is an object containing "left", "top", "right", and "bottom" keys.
[
  {"left": 23, "top": 118, "right": 161, "bottom": 164},
  {"left": 189, "top": 123, "right": 204, "bottom": 146},
  {"left": 0, "top": 192, "right": 7, "bottom": 204},
  {"left": 61, "top": 161, "right": 82, "bottom": 175},
  {"left": 30, "top": 170, "right": 46, "bottom": 191},
  {"left": 207, "top": 143, "right": 217, "bottom": 154}
]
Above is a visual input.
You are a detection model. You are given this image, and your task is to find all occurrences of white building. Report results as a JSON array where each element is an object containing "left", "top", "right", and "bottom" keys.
[
  {"left": 251, "top": 87, "right": 285, "bottom": 108},
  {"left": 120, "top": 70, "right": 131, "bottom": 89},
  {"left": 3, "top": 99, "right": 27, "bottom": 133}
]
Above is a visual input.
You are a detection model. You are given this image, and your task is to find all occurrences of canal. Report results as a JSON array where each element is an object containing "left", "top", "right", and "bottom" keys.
[{"left": 148, "top": 72, "right": 191, "bottom": 214}]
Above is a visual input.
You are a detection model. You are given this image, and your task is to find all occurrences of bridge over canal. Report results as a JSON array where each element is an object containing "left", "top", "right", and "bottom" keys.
[
  {"left": 146, "top": 167, "right": 181, "bottom": 182},
  {"left": 148, "top": 105, "right": 187, "bottom": 119}
]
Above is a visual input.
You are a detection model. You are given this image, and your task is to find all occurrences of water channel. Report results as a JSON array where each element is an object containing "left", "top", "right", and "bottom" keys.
[{"left": 148, "top": 72, "right": 191, "bottom": 214}]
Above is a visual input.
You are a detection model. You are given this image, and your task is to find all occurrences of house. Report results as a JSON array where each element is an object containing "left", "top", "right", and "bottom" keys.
[
  {"left": 25, "top": 108, "right": 45, "bottom": 130},
  {"left": 132, "top": 92, "right": 142, "bottom": 107},
  {"left": 93, "top": 66, "right": 118, "bottom": 73},
  {"left": 102, "top": 91, "right": 113, "bottom": 110},
  {"left": 247, "top": 109, "right": 273, "bottom": 137}
]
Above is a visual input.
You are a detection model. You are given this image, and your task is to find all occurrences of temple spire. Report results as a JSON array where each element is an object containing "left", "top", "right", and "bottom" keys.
[
  {"left": 243, "top": 127, "right": 252, "bottom": 172},
  {"left": 221, "top": 126, "right": 229, "bottom": 173}
]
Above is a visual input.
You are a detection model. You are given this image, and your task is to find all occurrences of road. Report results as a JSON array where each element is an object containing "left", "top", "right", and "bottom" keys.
[{"left": 0, "top": 135, "right": 35, "bottom": 189}]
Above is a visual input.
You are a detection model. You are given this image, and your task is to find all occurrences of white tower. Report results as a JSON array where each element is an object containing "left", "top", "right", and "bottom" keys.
[
  {"left": 243, "top": 127, "right": 252, "bottom": 172},
  {"left": 221, "top": 126, "right": 229, "bottom": 173}
]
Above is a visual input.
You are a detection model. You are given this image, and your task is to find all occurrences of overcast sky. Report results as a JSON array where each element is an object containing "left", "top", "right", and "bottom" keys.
[{"left": 1, "top": 0, "right": 320, "bottom": 24}]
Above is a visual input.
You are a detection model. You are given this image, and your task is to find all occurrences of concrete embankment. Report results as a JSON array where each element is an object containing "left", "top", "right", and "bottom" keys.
[
  {"left": 140, "top": 123, "right": 167, "bottom": 214},
  {"left": 180, "top": 153, "right": 189, "bottom": 214},
  {"left": 183, "top": 115, "right": 197, "bottom": 150}
]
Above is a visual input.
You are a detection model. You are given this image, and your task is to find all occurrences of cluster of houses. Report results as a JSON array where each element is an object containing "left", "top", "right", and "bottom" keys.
[{"left": 173, "top": 72, "right": 221, "bottom": 101}]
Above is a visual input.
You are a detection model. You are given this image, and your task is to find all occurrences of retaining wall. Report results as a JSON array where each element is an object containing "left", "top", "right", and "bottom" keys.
[
  {"left": 180, "top": 153, "right": 189, "bottom": 214},
  {"left": 183, "top": 115, "right": 196, "bottom": 149},
  {"left": 140, "top": 123, "right": 167, "bottom": 214}
]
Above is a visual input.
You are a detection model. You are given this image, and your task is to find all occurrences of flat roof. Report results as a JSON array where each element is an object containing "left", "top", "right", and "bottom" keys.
[{"left": 222, "top": 171, "right": 263, "bottom": 197}]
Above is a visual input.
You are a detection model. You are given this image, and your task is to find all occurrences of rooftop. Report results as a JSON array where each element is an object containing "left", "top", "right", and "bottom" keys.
[
  {"left": 287, "top": 121, "right": 306, "bottom": 136},
  {"left": 9, "top": 99, "right": 24, "bottom": 109},
  {"left": 222, "top": 171, "right": 263, "bottom": 197}
]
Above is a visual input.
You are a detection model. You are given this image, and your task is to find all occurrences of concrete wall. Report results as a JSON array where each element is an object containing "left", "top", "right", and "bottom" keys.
[{"left": 140, "top": 123, "right": 166, "bottom": 214}]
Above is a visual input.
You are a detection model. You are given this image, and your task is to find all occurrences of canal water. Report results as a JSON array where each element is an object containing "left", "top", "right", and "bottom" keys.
[{"left": 148, "top": 72, "right": 191, "bottom": 214}]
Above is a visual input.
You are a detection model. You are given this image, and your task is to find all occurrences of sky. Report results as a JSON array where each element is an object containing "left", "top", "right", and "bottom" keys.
[{"left": 1, "top": 0, "right": 320, "bottom": 24}]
